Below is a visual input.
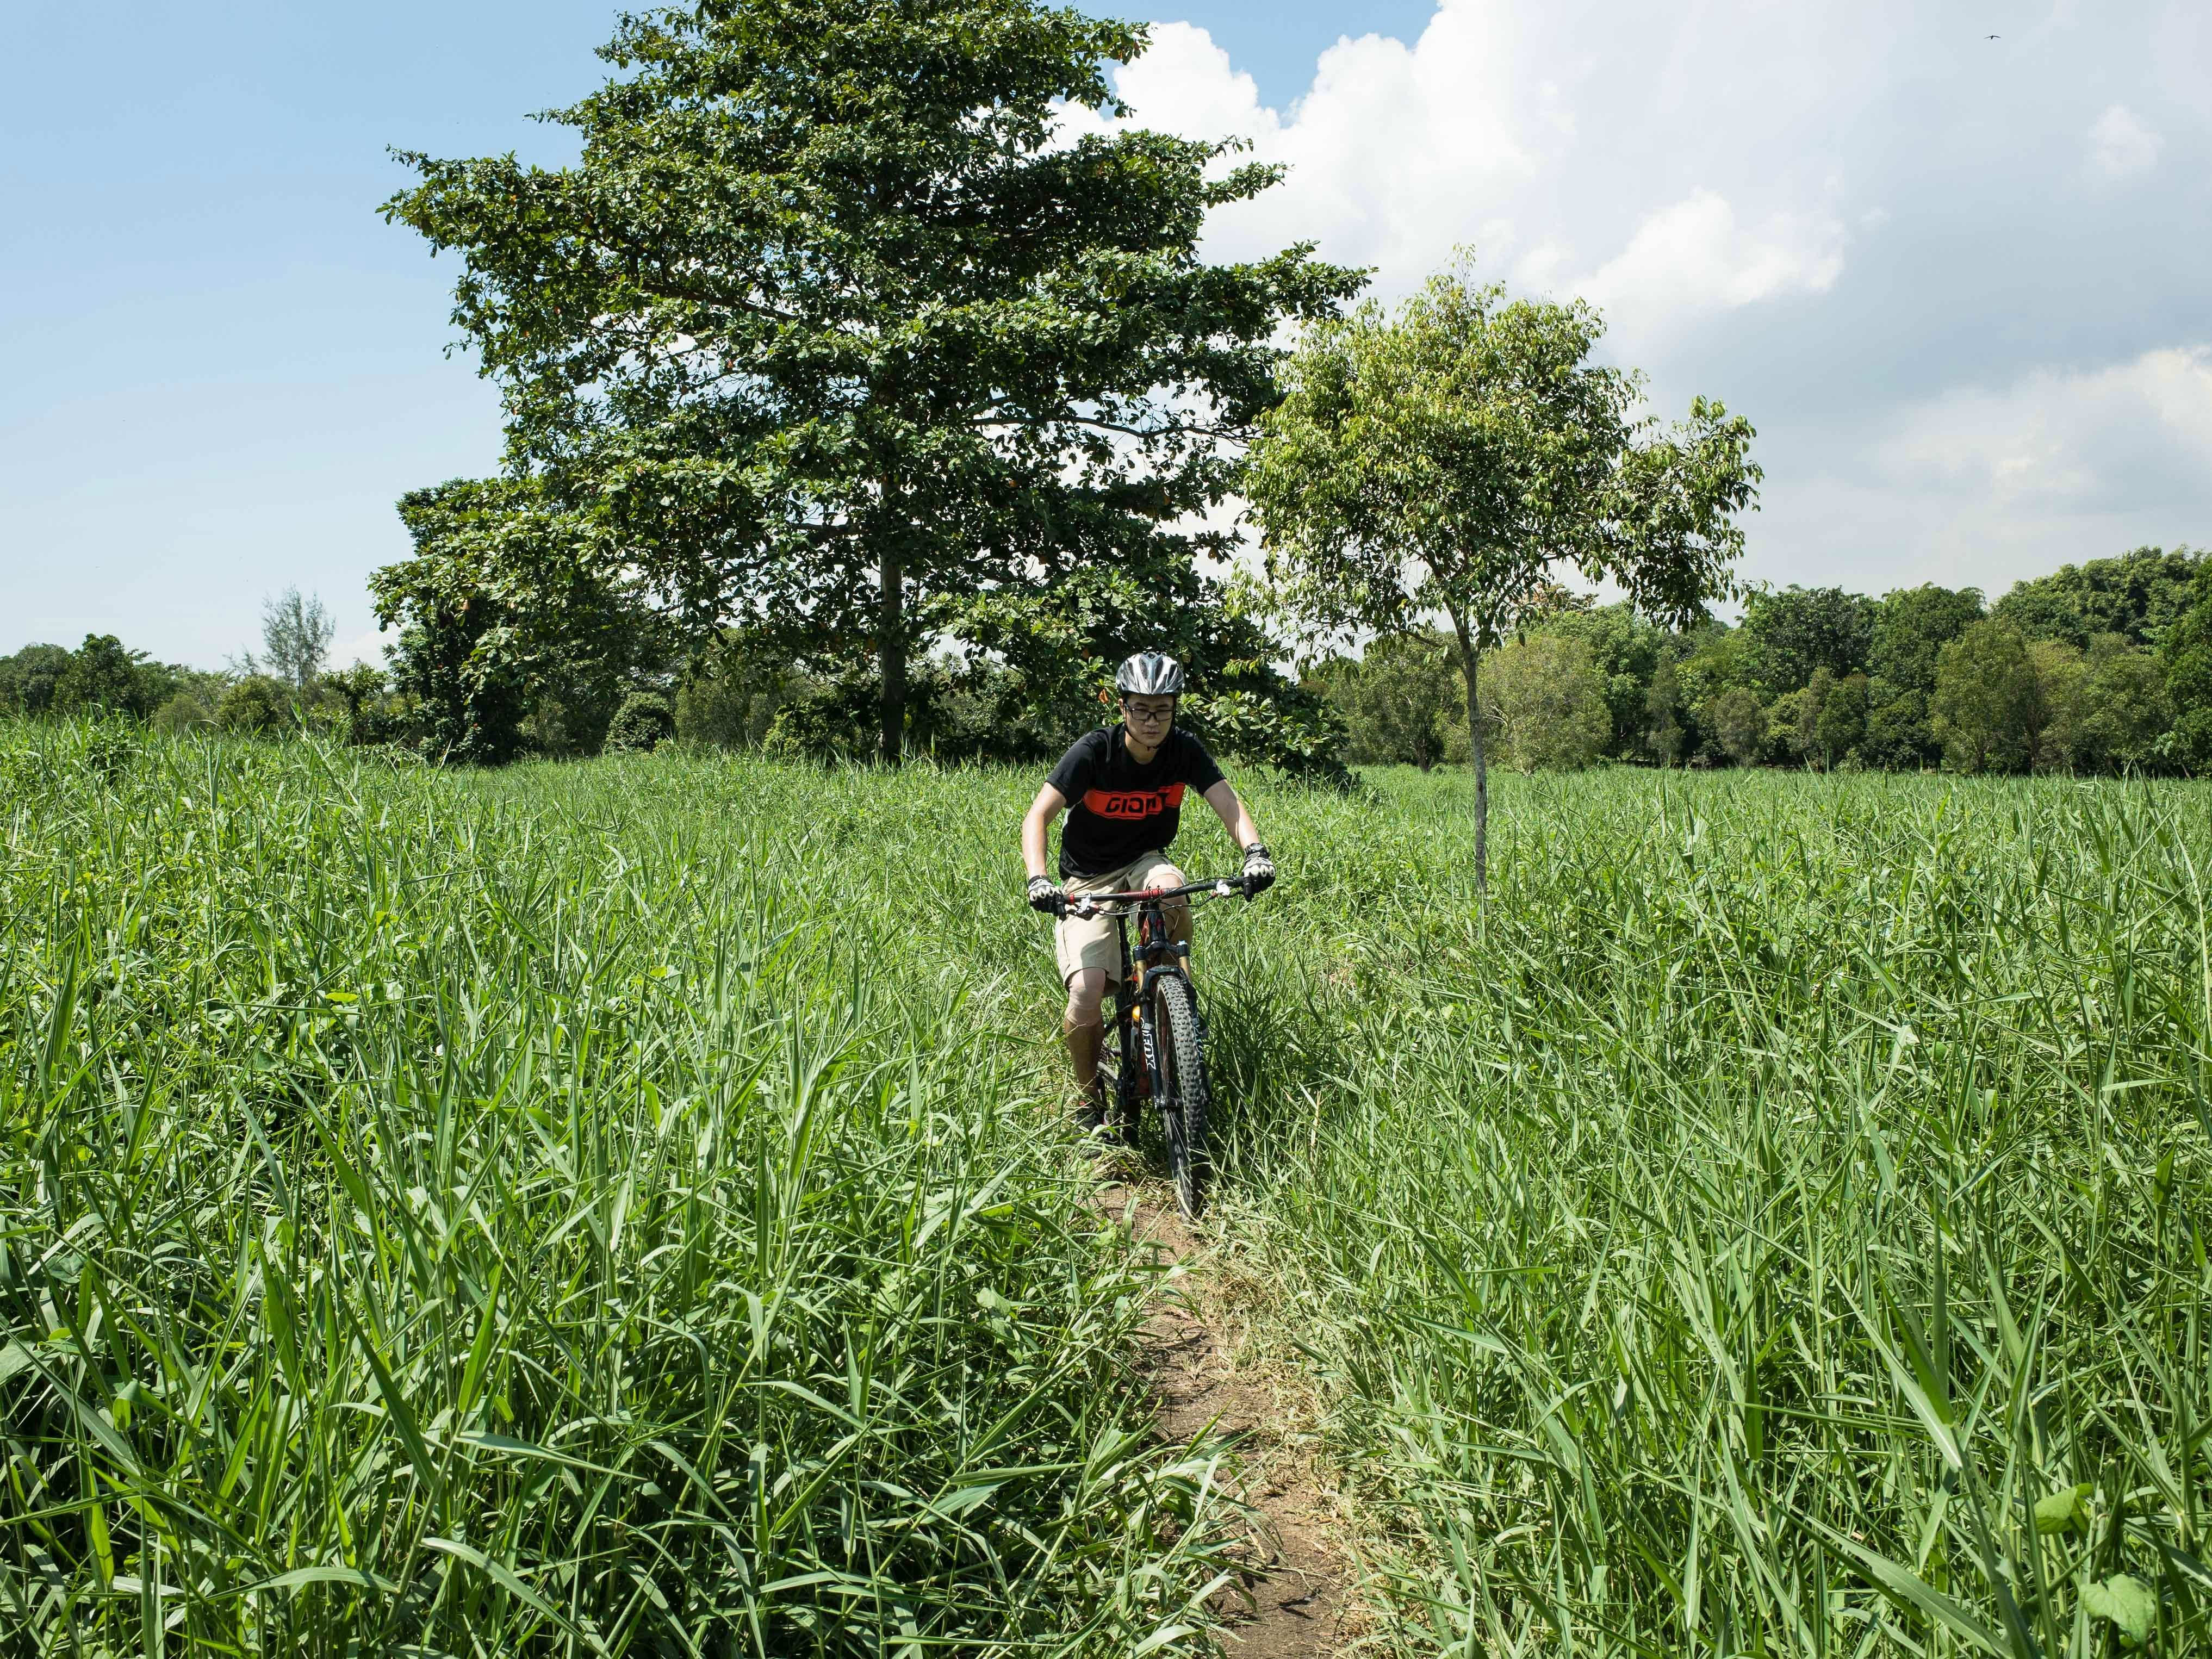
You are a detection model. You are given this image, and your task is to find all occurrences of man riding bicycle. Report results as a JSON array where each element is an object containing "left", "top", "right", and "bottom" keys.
[{"left": 1021, "top": 651, "right": 1276, "bottom": 1135}]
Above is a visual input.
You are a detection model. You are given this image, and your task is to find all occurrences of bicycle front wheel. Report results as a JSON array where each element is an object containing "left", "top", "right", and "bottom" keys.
[{"left": 1151, "top": 974, "right": 1210, "bottom": 1220}]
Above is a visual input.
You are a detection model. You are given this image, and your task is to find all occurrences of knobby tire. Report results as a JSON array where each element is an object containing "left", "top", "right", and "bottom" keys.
[{"left": 1151, "top": 974, "right": 1209, "bottom": 1220}]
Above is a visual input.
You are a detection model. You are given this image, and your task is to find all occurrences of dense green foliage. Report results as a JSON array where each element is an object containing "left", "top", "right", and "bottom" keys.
[
  {"left": 1304, "top": 631, "right": 1460, "bottom": 771},
  {"left": 380, "top": 0, "right": 1358, "bottom": 763},
  {"left": 2160, "top": 560, "right": 2212, "bottom": 772},
  {"left": 0, "top": 637, "right": 211, "bottom": 725},
  {"left": 602, "top": 690, "right": 678, "bottom": 754},
  {"left": 14, "top": 539, "right": 2203, "bottom": 782},
  {"left": 1992, "top": 547, "right": 2201, "bottom": 650},
  {"left": 0, "top": 725, "right": 1241, "bottom": 1655},
  {"left": 1742, "top": 584, "right": 1874, "bottom": 698},
  {"left": 1318, "top": 545, "right": 2207, "bottom": 775}
]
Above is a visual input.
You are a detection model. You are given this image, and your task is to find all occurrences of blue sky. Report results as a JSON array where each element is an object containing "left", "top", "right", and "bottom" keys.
[{"left": 5, "top": 1, "right": 2208, "bottom": 668}]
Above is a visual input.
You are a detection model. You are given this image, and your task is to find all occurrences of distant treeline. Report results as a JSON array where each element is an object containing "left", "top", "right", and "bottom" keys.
[
  {"left": 1315, "top": 545, "right": 2212, "bottom": 775},
  {"left": 0, "top": 592, "right": 406, "bottom": 748},
  {"left": 14, "top": 545, "right": 2211, "bottom": 778},
  {"left": 0, "top": 595, "right": 1348, "bottom": 780}
]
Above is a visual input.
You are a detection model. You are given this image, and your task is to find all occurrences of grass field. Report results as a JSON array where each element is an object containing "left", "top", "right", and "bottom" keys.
[{"left": 5, "top": 723, "right": 2209, "bottom": 1655}]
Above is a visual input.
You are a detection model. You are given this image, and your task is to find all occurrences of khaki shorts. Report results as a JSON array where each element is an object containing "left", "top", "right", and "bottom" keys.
[{"left": 1054, "top": 852, "right": 1186, "bottom": 983}]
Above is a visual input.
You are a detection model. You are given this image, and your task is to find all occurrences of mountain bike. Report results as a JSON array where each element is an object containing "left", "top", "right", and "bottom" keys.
[{"left": 1066, "top": 876, "right": 1251, "bottom": 1220}]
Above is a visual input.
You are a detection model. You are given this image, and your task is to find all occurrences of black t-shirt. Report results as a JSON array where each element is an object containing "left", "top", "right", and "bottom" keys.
[{"left": 1047, "top": 724, "right": 1226, "bottom": 879}]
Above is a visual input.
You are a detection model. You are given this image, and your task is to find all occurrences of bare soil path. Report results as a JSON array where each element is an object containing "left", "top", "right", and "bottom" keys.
[{"left": 1093, "top": 1177, "right": 1356, "bottom": 1657}]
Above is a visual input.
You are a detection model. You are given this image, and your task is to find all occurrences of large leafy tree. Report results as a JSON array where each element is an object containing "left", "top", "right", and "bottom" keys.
[
  {"left": 1543, "top": 602, "right": 1666, "bottom": 758},
  {"left": 53, "top": 636, "right": 178, "bottom": 720},
  {"left": 0, "top": 644, "right": 76, "bottom": 718},
  {"left": 1246, "top": 269, "right": 1759, "bottom": 889},
  {"left": 383, "top": 0, "right": 1359, "bottom": 763},
  {"left": 1310, "top": 630, "right": 1460, "bottom": 770},
  {"left": 1861, "top": 582, "right": 1984, "bottom": 766}
]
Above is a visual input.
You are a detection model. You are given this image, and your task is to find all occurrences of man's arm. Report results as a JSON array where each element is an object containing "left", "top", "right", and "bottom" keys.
[
  {"left": 1201, "top": 779, "right": 1260, "bottom": 851},
  {"left": 1022, "top": 784, "right": 1068, "bottom": 881}
]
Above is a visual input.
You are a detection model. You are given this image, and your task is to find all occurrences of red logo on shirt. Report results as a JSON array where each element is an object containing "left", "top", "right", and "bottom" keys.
[{"left": 1083, "top": 784, "right": 1186, "bottom": 821}]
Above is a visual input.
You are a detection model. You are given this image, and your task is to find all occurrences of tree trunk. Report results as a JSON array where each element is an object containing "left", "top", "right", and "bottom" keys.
[
  {"left": 1448, "top": 612, "right": 1487, "bottom": 898},
  {"left": 878, "top": 548, "right": 905, "bottom": 767}
]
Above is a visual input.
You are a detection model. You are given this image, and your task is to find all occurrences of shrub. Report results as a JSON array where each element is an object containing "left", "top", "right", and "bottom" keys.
[
  {"left": 217, "top": 674, "right": 296, "bottom": 735},
  {"left": 602, "top": 691, "right": 676, "bottom": 754},
  {"left": 154, "top": 690, "right": 220, "bottom": 734}
]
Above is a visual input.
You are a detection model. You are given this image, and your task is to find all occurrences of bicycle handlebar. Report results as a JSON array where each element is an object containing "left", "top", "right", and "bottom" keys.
[{"left": 1064, "top": 877, "right": 1252, "bottom": 918}]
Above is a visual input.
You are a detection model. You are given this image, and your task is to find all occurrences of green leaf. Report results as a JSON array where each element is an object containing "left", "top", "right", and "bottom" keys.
[
  {"left": 1131, "top": 1625, "right": 1199, "bottom": 1656},
  {"left": 2032, "top": 1483, "right": 2092, "bottom": 1534},
  {"left": 2081, "top": 1575, "right": 2154, "bottom": 1644},
  {"left": 248, "top": 1564, "right": 403, "bottom": 1597}
]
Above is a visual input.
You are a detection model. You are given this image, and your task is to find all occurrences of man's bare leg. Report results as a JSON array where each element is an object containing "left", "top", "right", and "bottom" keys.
[{"left": 1063, "top": 967, "right": 1111, "bottom": 1126}]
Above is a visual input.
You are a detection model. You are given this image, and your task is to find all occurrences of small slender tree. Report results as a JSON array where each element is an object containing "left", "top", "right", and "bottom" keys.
[
  {"left": 244, "top": 588, "right": 335, "bottom": 693},
  {"left": 1246, "top": 267, "right": 1760, "bottom": 889}
]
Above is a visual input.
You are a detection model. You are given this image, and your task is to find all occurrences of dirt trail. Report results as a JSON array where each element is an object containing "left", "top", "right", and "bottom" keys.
[{"left": 1095, "top": 1178, "right": 1355, "bottom": 1657}]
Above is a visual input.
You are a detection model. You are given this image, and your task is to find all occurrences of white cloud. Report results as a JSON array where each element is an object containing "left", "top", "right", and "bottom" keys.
[
  {"left": 1878, "top": 347, "right": 2212, "bottom": 509},
  {"left": 1090, "top": 2, "right": 1855, "bottom": 356},
  {"left": 1750, "top": 347, "right": 2212, "bottom": 597},
  {"left": 1580, "top": 192, "right": 1844, "bottom": 342},
  {"left": 2088, "top": 104, "right": 2161, "bottom": 178},
  {"left": 1109, "top": 22, "right": 1274, "bottom": 145}
]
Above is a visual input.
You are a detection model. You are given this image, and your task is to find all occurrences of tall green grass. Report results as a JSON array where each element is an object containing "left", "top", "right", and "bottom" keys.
[
  {"left": 9, "top": 727, "right": 2207, "bottom": 1656},
  {"left": 1198, "top": 768, "right": 2212, "bottom": 1654},
  {"left": 1, "top": 726, "right": 1235, "bottom": 1655}
]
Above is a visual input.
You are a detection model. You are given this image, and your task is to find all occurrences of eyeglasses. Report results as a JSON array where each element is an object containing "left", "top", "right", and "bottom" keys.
[{"left": 1125, "top": 704, "right": 1174, "bottom": 725}]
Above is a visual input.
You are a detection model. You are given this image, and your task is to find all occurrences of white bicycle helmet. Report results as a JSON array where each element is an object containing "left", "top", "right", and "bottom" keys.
[{"left": 1115, "top": 651, "right": 1185, "bottom": 696}]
